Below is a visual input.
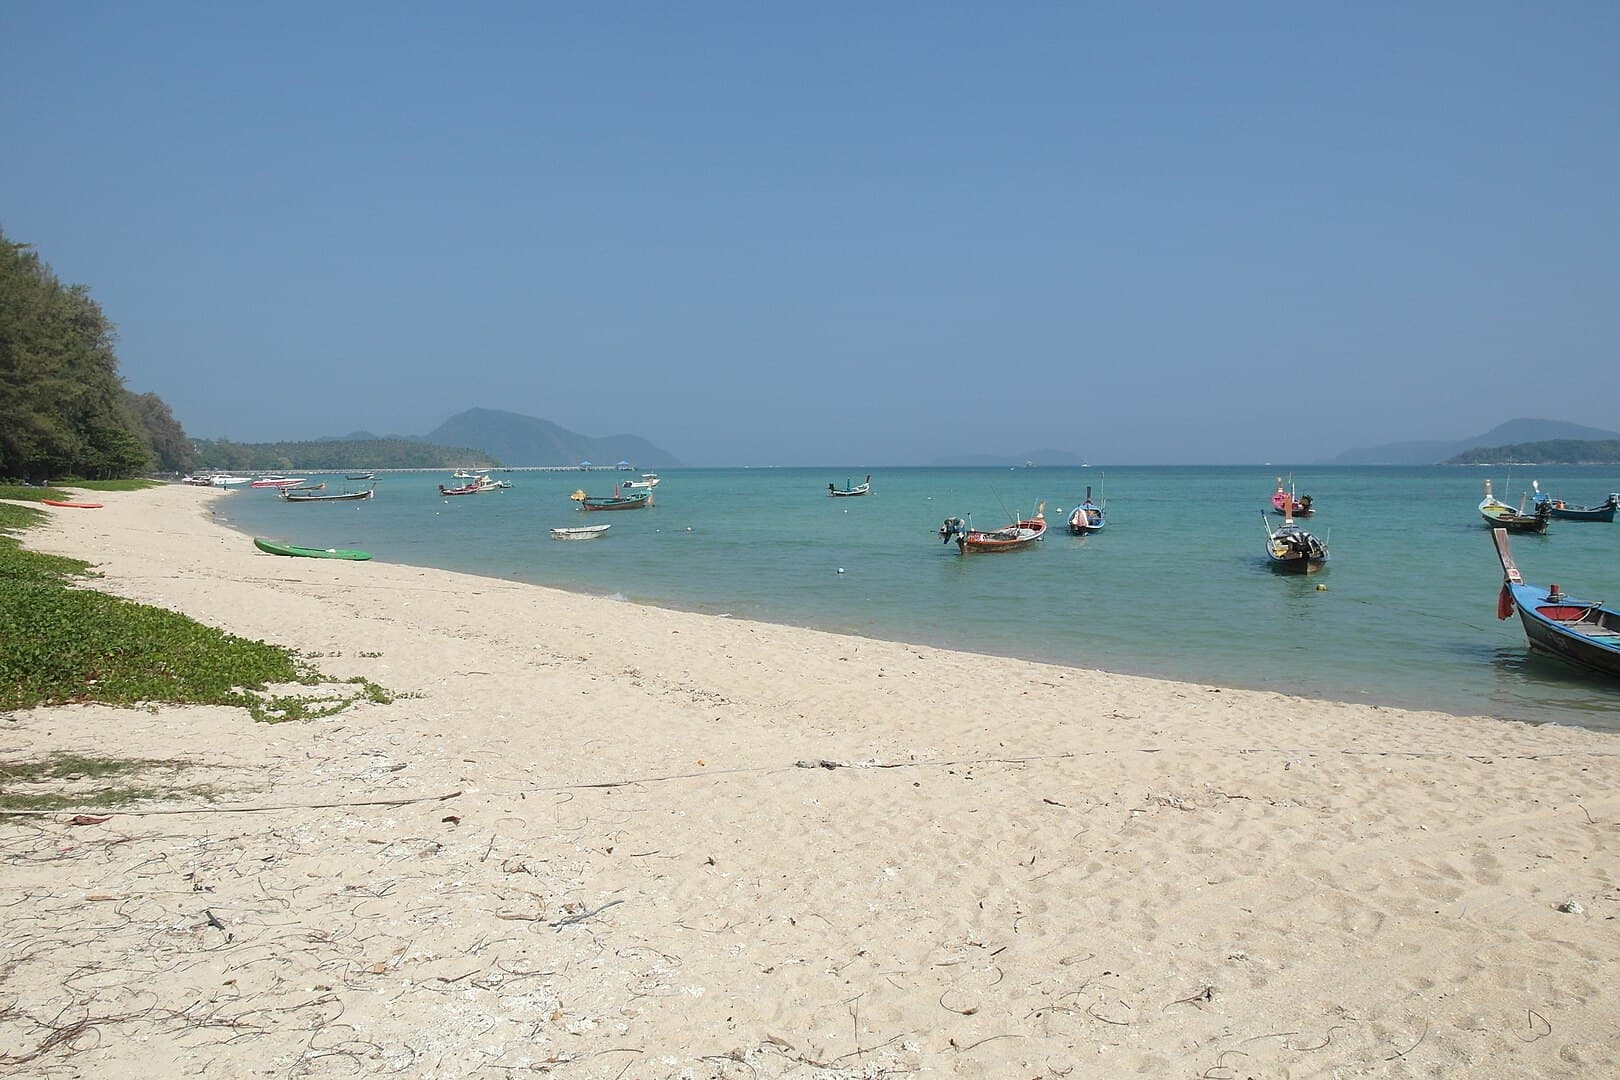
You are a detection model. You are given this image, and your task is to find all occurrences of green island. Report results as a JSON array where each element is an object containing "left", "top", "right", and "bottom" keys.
[{"left": 1445, "top": 439, "right": 1620, "bottom": 465}]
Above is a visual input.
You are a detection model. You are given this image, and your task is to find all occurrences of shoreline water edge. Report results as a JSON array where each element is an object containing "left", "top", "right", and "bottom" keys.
[{"left": 3, "top": 484, "right": 1618, "bottom": 1077}]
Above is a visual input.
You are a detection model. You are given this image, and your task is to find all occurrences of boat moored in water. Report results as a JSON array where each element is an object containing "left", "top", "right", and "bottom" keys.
[
  {"left": 1532, "top": 483, "right": 1618, "bottom": 523},
  {"left": 1480, "top": 479, "right": 1550, "bottom": 533},
  {"left": 829, "top": 475, "right": 872, "bottom": 497},
  {"left": 250, "top": 476, "right": 306, "bottom": 489},
  {"left": 571, "top": 486, "right": 652, "bottom": 511},
  {"left": 279, "top": 484, "right": 375, "bottom": 503},
  {"left": 939, "top": 505, "right": 1046, "bottom": 553},
  {"left": 1066, "top": 485, "right": 1105, "bottom": 534},
  {"left": 551, "top": 524, "right": 613, "bottom": 540},
  {"left": 1493, "top": 527, "right": 1620, "bottom": 679},
  {"left": 1271, "top": 477, "right": 1313, "bottom": 516}
]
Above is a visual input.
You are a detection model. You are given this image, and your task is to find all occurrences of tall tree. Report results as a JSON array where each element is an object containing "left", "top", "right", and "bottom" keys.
[
  {"left": 125, "top": 390, "right": 194, "bottom": 473},
  {"left": 0, "top": 230, "right": 154, "bottom": 481}
]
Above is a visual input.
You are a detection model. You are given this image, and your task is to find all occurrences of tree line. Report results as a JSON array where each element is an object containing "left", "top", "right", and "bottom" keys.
[
  {"left": 191, "top": 437, "right": 500, "bottom": 472},
  {"left": 1, "top": 230, "right": 192, "bottom": 482},
  {"left": 1446, "top": 439, "right": 1620, "bottom": 465}
]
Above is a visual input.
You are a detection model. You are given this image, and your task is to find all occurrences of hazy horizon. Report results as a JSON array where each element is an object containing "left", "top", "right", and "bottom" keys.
[{"left": 5, "top": 5, "right": 1616, "bottom": 465}]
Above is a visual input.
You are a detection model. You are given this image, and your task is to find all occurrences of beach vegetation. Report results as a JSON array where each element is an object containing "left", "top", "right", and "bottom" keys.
[
  {"left": 0, "top": 507, "right": 394, "bottom": 721},
  {"left": 0, "top": 753, "right": 214, "bottom": 816}
]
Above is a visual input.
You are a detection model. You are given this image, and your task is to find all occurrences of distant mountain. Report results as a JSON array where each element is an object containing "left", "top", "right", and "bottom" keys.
[
  {"left": 929, "top": 448, "right": 1089, "bottom": 467},
  {"left": 1446, "top": 439, "right": 1620, "bottom": 465},
  {"left": 1325, "top": 419, "right": 1620, "bottom": 465},
  {"left": 424, "top": 408, "right": 680, "bottom": 468}
]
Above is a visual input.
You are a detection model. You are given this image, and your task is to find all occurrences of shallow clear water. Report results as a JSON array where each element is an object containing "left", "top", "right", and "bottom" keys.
[{"left": 214, "top": 466, "right": 1620, "bottom": 730}]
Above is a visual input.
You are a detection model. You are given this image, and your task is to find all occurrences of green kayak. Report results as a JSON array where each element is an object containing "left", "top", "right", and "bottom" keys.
[{"left": 253, "top": 537, "right": 373, "bottom": 560}]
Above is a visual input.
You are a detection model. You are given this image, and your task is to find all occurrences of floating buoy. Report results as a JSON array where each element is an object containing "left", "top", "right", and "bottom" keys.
[
  {"left": 1316, "top": 584, "right": 1327, "bottom": 591},
  {"left": 837, "top": 567, "right": 845, "bottom": 574}
]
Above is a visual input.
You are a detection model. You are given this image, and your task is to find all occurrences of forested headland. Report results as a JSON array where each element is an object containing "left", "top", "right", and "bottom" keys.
[
  {"left": 1, "top": 231, "right": 191, "bottom": 482},
  {"left": 190, "top": 437, "right": 500, "bottom": 472},
  {"left": 1445, "top": 439, "right": 1620, "bottom": 465}
]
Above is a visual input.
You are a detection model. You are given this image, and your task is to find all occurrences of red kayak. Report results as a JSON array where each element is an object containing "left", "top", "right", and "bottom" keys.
[{"left": 42, "top": 499, "right": 104, "bottom": 509}]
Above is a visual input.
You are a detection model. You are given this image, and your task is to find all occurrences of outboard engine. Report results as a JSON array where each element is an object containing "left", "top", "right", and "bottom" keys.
[{"left": 939, "top": 517, "right": 966, "bottom": 544}]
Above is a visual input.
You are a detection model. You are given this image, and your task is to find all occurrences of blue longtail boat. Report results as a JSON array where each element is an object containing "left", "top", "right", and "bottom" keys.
[{"left": 1493, "top": 528, "right": 1620, "bottom": 679}]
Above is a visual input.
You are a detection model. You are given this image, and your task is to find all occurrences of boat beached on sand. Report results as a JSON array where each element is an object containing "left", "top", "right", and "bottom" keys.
[
  {"left": 1493, "top": 528, "right": 1620, "bottom": 679},
  {"left": 939, "top": 505, "right": 1047, "bottom": 553},
  {"left": 252, "top": 537, "right": 372, "bottom": 560}
]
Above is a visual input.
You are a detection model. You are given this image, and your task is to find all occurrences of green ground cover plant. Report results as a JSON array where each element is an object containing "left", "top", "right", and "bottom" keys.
[{"left": 0, "top": 502, "right": 392, "bottom": 721}]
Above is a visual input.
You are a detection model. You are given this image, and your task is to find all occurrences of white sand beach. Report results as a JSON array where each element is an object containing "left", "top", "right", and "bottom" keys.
[{"left": 3, "top": 484, "right": 1618, "bottom": 1078}]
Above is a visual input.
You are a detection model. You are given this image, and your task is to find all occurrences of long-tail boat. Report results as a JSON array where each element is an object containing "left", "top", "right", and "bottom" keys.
[
  {"left": 571, "top": 486, "right": 652, "bottom": 511},
  {"left": 1532, "top": 483, "right": 1618, "bottom": 523},
  {"left": 1271, "top": 477, "right": 1313, "bottom": 516},
  {"left": 1493, "top": 528, "right": 1620, "bottom": 678},
  {"left": 1067, "top": 485, "right": 1105, "bottom": 534},
  {"left": 1262, "top": 502, "right": 1328, "bottom": 573},
  {"left": 829, "top": 475, "right": 872, "bottom": 497},
  {"left": 1479, "top": 479, "right": 1550, "bottom": 533},
  {"left": 939, "top": 504, "right": 1046, "bottom": 553},
  {"left": 279, "top": 484, "right": 375, "bottom": 503}
]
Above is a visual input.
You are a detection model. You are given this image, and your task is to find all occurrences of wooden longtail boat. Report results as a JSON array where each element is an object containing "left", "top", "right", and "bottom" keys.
[
  {"left": 279, "top": 485, "right": 375, "bottom": 503},
  {"left": 1479, "top": 479, "right": 1550, "bottom": 533},
  {"left": 571, "top": 486, "right": 652, "bottom": 511},
  {"left": 1066, "top": 485, "right": 1105, "bottom": 534},
  {"left": 1493, "top": 528, "right": 1620, "bottom": 679},
  {"left": 1271, "top": 477, "right": 1313, "bottom": 516},
  {"left": 250, "top": 476, "right": 306, "bottom": 489},
  {"left": 41, "top": 500, "right": 103, "bottom": 509},
  {"left": 252, "top": 537, "right": 372, "bottom": 560},
  {"left": 939, "top": 505, "right": 1046, "bottom": 553},
  {"left": 1263, "top": 518, "right": 1328, "bottom": 573},
  {"left": 346, "top": 472, "right": 376, "bottom": 481},
  {"left": 1532, "top": 483, "right": 1618, "bottom": 523},
  {"left": 829, "top": 475, "right": 872, "bottom": 497}
]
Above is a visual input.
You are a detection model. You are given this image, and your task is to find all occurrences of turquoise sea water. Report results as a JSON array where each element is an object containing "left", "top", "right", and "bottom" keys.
[{"left": 214, "top": 466, "right": 1620, "bottom": 731}]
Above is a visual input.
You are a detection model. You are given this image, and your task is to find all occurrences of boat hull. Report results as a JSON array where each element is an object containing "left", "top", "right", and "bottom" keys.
[
  {"left": 551, "top": 525, "right": 612, "bottom": 540},
  {"left": 1507, "top": 583, "right": 1620, "bottom": 678},
  {"left": 957, "top": 518, "right": 1047, "bottom": 553},
  {"left": 579, "top": 496, "right": 651, "bottom": 511},
  {"left": 1480, "top": 508, "right": 1548, "bottom": 533},
  {"left": 253, "top": 537, "right": 372, "bottom": 560}
]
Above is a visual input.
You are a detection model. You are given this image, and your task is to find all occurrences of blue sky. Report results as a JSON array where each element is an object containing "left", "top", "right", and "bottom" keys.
[{"left": 3, "top": 3, "right": 1616, "bottom": 464}]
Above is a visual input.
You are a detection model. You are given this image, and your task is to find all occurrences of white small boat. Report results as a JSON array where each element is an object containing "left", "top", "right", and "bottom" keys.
[
  {"left": 212, "top": 475, "right": 251, "bottom": 487},
  {"left": 250, "top": 475, "right": 306, "bottom": 489},
  {"left": 623, "top": 473, "right": 661, "bottom": 490},
  {"left": 550, "top": 524, "right": 612, "bottom": 540}
]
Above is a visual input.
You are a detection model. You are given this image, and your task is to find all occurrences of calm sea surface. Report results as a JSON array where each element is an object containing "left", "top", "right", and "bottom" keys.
[{"left": 214, "top": 466, "right": 1620, "bottom": 731}]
